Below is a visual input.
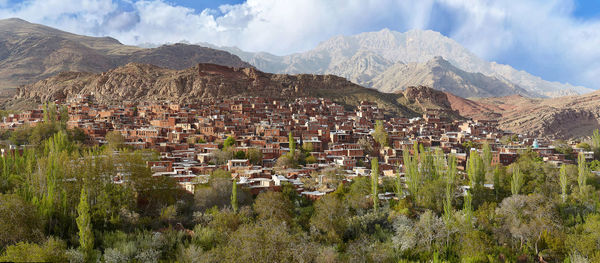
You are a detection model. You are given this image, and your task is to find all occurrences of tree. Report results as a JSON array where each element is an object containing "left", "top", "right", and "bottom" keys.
[
  {"left": 592, "top": 129, "right": 600, "bottom": 158},
  {"left": 246, "top": 148, "right": 263, "bottom": 165},
  {"left": 310, "top": 195, "right": 349, "bottom": 243},
  {"left": 105, "top": 131, "right": 125, "bottom": 149},
  {"left": 0, "top": 194, "right": 44, "bottom": 248},
  {"left": 463, "top": 191, "right": 473, "bottom": 227},
  {"left": 231, "top": 179, "right": 238, "bottom": 213},
  {"left": 495, "top": 194, "right": 558, "bottom": 255},
  {"left": 219, "top": 220, "right": 318, "bottom": 262},
  {"left": 443, "top": 154, "right": 457, "bottom": 246},
  {"left": 211, "top": 149, "right": 234, "bottom": 165},
  {"left": 403, "top": 147, "right": 419, "bottom": 199},
  {"left": 567, "top": 213, "right": 600, "bottom": 262},
  {"left": 371, "top": 158, "right": 379, "bottom": 213},
  {"left": 576, "top": 142, "right": 591, "bottom": 151},
  {"left": 510, "top": 165, "right": 523, "bottom": 195},
  {"left": 302, "top": 142, "right": 314, "bottom": 152},
  {"left": 254, "top": 191, "right": 293, "bottom": 225},
  {"left": 196, "top": 170, "right": 250, "bottom": 211},
  {"left": 372, "top": 120, "right": 389, "bottom": 147},
  {"left": 467, "top": 149, "right": 485, "bottom": 189},
  {"left": 559, "top": 165, "right": 568, "bottom": 203},
  {"left": 223, "top": 136, "right": 236, "bottom": 150},
  {"left": 482, "top": 142, "right": 492, "bottom": 170},
  {"left": 577, "top": 152, "right": 588, "bottom": 196},
  {"left": 0, "top": 237, "right": 68, "bottom": 262},
  {"left": 288, "top": 132, "right": 296, "bottom": 157},
  {"left": 76, "top": 185, "right": 94, "bottom": 261}
]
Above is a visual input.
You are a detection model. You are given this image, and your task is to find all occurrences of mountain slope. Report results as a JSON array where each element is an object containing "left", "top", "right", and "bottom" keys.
[
  {"left": 369, "top": 57, "right": 531, "bottom": 98},
  {"left": 0, "top": 18, "right": 252, "bottom": 90},
  {"left": 441, "top": 92, "right": 600, "bottom": 139},
  {"left": 8, "top": 63, "right": 427, "bottom": 118},
  {"left": 211, "top": 29, "right": 591, "bottom": 97}
]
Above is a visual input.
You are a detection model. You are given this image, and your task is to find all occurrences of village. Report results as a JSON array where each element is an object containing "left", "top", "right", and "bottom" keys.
[{"left": 1, "top": 94, "right": 594, "bottom": 199}]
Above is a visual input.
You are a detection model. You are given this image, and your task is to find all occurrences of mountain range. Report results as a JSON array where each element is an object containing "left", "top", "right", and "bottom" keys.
[
  {"left": 0, "top": 18, "right": 251, "bottom": 91},
  {"left": 205, "top": 29, "right": 592, "bottom": 98}
]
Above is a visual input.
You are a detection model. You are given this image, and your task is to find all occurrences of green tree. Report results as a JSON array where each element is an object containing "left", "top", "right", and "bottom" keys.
[
  {"left": 482, "top": 142, "right": 492, "bottom": 170},
  {"left": 0, "top": 237, "right": 68, "bottom": 262},
  {"left": 310, "top": 195, "right": 349, "bottom": 244},
  {"left": 576, "top": 142, "right": 591, "bottom": 151},
  {"left": 254, "top": 191, "right": 293, "bottom": 225},
  {"left": 105, "top": 131, "right": 125, "bottom": 149},
  {"left": 403, "top": 147, "right": 419, "bottom": 199},
  {"left": 372, "top": 120, "right": 389, "bottom": 147},
  {"left": 223, "top": 136, "right": 235, "bottom": 150},
  {"left": 0, "top": 194, "right": 44, "bottom": 248},
  {"left": 464, "top": 191, "right": 473, "bottom": 227},
  {"left": 76, "top": 185, "right": 94, "bottom": 261},
  {"left": 510, "top": 165, "right": 523, "bottom": 195},
  {"left": 288, "top": 132, "right": 296, "bottom": 157},
  {"left": 231, "top": 179, "right": 238, "bottom": 213},
  {"left": 467, "top": 149, "right": 485, "bottom": 189},
  {"left": 559, "top": 165, "right": 568, "bottom": 203},
  {"left": 371, "top": 158, "right": 379, "bottom": 213},
  {"left": 247, "top": 148, "right": 263, "bottom": 165},
  {"left": 577, "top": 152, "right": 588, "bottom": 196},
  {"left": 592, "top": 129, "right": 600, "bottom": 158}
]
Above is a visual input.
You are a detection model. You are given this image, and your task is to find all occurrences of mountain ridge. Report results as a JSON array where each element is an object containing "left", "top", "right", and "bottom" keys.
[
  {"left": 7, "top": 62, "right": 436, "bottom": 119},
  {"left": 203, "top": 28, "right": 592, "bottom": 97},
  {"left": 0, "top": 18, "right": 252, "bottom": 90}
]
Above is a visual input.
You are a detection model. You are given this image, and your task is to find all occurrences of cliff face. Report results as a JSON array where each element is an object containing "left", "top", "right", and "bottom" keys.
[{"left": 10, "top": 63, "right": 419, "bottom": 117}]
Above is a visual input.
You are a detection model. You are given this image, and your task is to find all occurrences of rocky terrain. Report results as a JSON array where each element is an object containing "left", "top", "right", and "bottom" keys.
[
  {"left": 207, "top": 29, "right": 591, "bottom": 97},
  {"left": 369, "top": 57, "right": 531, "bottom": 98},
  {"left": 441, "top": 91, "right": 600, "bottom": 139},
  {"left": 0, "top": 18, "right": 251, "bottom": 90},
  {"left": 9, "top": 60, "right": 600, "bottom": 139},
  {"left": 9, "top": 63, "right": 433, "bottom": 118}
]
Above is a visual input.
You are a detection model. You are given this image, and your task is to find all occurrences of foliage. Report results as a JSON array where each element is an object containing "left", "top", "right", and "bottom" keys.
[
  {"left": 76, "top": 185, "right": 94, "bottom": 261},
  {"left": 105, "top": 130, "right": 125, "bottom": 149},
  {"left": 372, "top": 120, "right": 389, "bottom": 147},
  {"left": 371, "top": 158, "right": 379, "bottom": 213},
  {"left": 0, "top": 237, "right": 68, "bottom": 262},
  {"left": 0, "top": 121, "right": 599, "bottom": 262},
  {"left": 223, "top": 136, "right": 236, "bottom": 150}
]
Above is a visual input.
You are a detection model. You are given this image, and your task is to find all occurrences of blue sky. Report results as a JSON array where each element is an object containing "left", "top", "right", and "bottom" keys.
[{"left": 0, "top": 0, "right": 599, "bottom": 89}]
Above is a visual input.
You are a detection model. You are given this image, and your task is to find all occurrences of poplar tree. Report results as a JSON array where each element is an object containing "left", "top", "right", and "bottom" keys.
[
  {"left": 482, "top": 142, "right": 492, "bottom": 170},
  {"left": 463, "top": 191, "right": 473, "bottom": 227},
  {"left": 578, "top": 152, "right": 588, "bottom": 196},
  {"left": 592, "top": 129, "right": 600, "bottom": 157},
  {"left": 371, "top": 158, "right": 379, "bottom": 213},
  {"left": 372, "top": 120, "right": 389, "bottom": 147},
  {"left": 403, "top": 148, "right": 419, "bottom": 199},
  {"left": 559, "top": 165, "right": 568, "bottom": 203},
  {"left": 231, "top": 179, "right": 238, "bottom": 213},
  {"left": 288, "top": 132, "right": 296, "bottom": 157},
  {"left": 510, "top": 166, "right": 523, "bottom": 195},
  {"left": 467, "top": 150, "right": 484, "bottom": 188},
  {"left": 77, "top": 185, "right": 94, "bottom": 261}
]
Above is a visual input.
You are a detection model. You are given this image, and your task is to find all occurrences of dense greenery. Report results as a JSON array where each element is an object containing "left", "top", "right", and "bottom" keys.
[{"left": 1, "top": 109, "right": 600, "bottom": 262}]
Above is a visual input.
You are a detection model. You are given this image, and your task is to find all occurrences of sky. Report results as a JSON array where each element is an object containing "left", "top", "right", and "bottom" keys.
[{"left": 0, "top": 0, "right": 599, "bottom": 89}]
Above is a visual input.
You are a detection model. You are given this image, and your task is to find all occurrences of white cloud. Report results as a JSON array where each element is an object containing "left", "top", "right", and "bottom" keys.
[{"left": 0, "top": 0, "right": 599, "bottom": 88}]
